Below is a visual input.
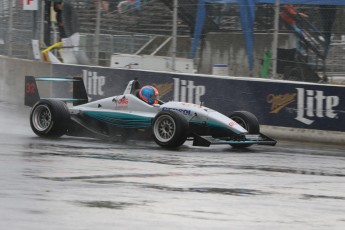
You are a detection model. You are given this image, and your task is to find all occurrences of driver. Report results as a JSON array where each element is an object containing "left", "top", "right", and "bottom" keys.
[{"left": 139, "top": 86, "right": 159, "bottom": 105}]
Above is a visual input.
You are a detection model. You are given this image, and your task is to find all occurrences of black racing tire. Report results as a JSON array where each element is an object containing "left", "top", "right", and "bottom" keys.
[
  {"left": 152, "top": 110, "right": 189, "bottom": 148},
  {"left": 229, "top": 111, "right": 260, "bottom": 148},
  {"left": 30, "top": 99, "right": 70, "bottom": 138}
]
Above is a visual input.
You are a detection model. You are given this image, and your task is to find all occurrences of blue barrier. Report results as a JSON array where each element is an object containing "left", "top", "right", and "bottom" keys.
[{"left": 52, "top": 64, "right": 345, "bottom": 132}]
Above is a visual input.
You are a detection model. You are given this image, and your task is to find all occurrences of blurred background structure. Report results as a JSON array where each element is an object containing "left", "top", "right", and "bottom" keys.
[{"left": 0, "top": 0, "right": 344, "bottom": 82}]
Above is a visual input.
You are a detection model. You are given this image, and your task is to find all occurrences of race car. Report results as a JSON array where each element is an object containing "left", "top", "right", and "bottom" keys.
[{"left": 25, "top": 76, "right": 277, "bottom": 148}]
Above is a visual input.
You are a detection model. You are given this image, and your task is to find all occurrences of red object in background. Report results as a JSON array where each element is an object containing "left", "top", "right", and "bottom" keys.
[{"left": 280, "top": 4, "right": 298, "bottom": 25}]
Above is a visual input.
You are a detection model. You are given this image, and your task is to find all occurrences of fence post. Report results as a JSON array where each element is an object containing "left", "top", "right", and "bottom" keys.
[
  {"left": 171, "top": 0, "right": 178, "bottom": 72},
  {"left": 271, "top": 0, "right": 280, "bottom": 79},
  {"left": 7, "top": 0, "right": 13, "bottom": 56},
  {"left": 94, "top": 0, "right": 101, "bottom": 65}
]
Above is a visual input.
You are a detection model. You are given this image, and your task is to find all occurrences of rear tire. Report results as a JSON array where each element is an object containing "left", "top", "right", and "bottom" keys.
[
  {"left": 229, "top": 111, "right": 260, "bottom": 148},
  {"left": 152, "top": 111, "right": 188, "bottom": 148},
  {"left": 30, "top": 99, "right": 70, "bottom": 138}
]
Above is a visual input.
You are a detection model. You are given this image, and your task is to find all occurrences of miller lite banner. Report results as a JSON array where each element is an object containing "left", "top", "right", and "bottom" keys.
[
  {"left": 51, "top": 64, "right": 345, "bottom": 132},
  {"left": 23, "top": 0, "right": 38, "bottom": 11}
]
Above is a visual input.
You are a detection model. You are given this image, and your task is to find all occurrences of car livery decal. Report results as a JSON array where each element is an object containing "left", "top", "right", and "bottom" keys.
[
  {"left": 83, "top": 111, "right": 152, "bottom": 128},
  {"left": 207, "top": 121, "right": 232, "bottom": 130},
  {"left": 190, "top": 120, "right": 231, "bottom": 131},
  {"left": 162, "top": 107, "right": 191, "bottom": 115}
]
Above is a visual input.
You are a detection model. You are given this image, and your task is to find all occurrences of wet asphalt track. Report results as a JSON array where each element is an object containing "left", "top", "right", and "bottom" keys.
[{"left": 1, "top": 102, "right": 345, "bottom": 230}]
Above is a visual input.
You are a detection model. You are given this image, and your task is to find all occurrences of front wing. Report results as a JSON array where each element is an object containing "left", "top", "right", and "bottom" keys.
[{"left": 192, "top": 133, "right": 277, "bottom": 147}]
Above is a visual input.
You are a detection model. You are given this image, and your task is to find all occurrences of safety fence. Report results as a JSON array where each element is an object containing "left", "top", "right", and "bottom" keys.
[
  {"left": 0, "top": 0, "right": 345, "bottom": 82},
  {"left": 0, "top": 0, "right": 43, "bottom": 59}
]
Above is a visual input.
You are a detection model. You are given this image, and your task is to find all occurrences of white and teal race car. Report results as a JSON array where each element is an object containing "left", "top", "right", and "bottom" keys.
[{"left": 25, "top": 76, "right": 276, "bottom": 149}]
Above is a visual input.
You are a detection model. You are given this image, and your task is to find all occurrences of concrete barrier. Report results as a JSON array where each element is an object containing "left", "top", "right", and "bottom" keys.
[{"left": 0, "top": 56, "right": 51, "bottom": 105}]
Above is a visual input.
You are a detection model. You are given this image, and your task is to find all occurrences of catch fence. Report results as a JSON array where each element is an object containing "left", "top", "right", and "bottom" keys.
[{"left": 0, "top": 0, "right": 344, "bottom": 80}]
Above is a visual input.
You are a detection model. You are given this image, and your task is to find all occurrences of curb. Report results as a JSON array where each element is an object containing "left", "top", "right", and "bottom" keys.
[{"left": 261, "top": 125, "right": 345, "bottom": 146}]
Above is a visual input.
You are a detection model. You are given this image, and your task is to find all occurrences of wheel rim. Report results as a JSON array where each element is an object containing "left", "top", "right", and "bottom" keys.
[
  {"left": 231, "top": 116, "right": 248, "bottom": 131},
  {"left": 153, "top": 115, "right": 176, "bottom": 142},
  {"left": 32, "top": 105, "right": 52, "bottom": 131}
]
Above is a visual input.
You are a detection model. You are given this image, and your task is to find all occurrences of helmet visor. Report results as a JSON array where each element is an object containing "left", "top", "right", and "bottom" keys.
[{"left": 150, "top": 94, "right": 158, "bottom": 101}]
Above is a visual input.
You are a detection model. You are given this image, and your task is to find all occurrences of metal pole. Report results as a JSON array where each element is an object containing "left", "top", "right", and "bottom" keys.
[
  {"left": 171, "top": 0, "right": 178, "bottom": 72},
  {"left": 33, "top": 9, "right": 37, "bottom": 39},
  {"left": 43, "top": 0, "right": 52, "bottom": 46},
  {"left": 40, "top": 0, "right": 45, "bottom": 43},
  {"left": 7, "top": 0, "right": 13, "bottom": 56},
  {"left": 271, "top": 0, "right": 280, "bottom": 79},
  {"left": 94, "top": 0, "right": 101, "bottom": 65}
]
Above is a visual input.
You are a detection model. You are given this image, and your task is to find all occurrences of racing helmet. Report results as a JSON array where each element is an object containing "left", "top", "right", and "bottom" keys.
[{"left": 139, "top": 86, "right": 159, "bottom": 105}]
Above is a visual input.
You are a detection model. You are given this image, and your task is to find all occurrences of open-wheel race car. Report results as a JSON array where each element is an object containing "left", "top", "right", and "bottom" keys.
[{"left": 25, "top": 76, "right": 277, "bottom": 149}]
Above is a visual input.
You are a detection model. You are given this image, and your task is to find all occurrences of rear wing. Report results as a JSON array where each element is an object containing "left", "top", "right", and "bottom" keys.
[{"left": 25, "top": 76, "right": 88, "bottom": 107}]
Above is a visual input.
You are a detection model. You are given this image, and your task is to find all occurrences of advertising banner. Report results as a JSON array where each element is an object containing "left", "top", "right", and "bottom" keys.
[
  {"left": 23, "top": 0, "right": 38, "bottom": 11},
  {"left": 52, "top": 64, "right": 345, "bottom": 132}
]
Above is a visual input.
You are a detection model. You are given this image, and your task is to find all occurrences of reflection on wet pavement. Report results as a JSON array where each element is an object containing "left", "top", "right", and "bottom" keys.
[
  {"left": 302, "top": 194, "right": 345, "bottom": 200},
  {"left": 144, "top": 186, "right": 269, "bottom": 196},
  {"left": 75, "top": 201, "right": 141, "bottom": 209},
  {"left": 1, "top": 102, "right": 345, "bottom": 229}
]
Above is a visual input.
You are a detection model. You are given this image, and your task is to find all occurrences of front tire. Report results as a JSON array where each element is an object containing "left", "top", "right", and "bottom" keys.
[
  {"left": 152, "top": 111, "right": 188, "bottom": 148},
  {"left": 30, "top": 99, "right": 70, "bottom": 138},
  {"left": 229, "top": 111, "right": 260, "bottom": 148}
]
